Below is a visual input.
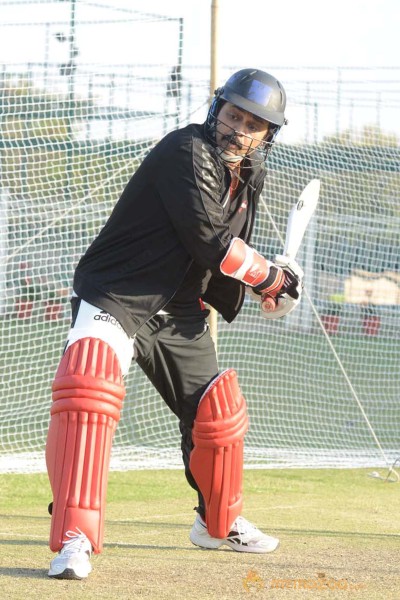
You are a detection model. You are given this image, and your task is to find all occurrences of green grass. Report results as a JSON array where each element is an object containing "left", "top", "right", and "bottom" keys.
[{"left": 1, "top": 469, "right": 399, "bottom": 599}]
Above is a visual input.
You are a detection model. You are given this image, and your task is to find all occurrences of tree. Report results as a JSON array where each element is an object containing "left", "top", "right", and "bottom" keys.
[{"left": 322, "top": 124, "right": 398, "bottom": 147}]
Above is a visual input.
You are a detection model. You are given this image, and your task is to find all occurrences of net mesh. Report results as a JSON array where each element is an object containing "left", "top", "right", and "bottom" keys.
[{"left": 0, "top": 2, "right": 399, "bottom": 473}]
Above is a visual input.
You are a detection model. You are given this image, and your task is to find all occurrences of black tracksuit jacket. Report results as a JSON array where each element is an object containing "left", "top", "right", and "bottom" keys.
[{"left": 73, "top": 123, "right": 266, "bottom": 337}]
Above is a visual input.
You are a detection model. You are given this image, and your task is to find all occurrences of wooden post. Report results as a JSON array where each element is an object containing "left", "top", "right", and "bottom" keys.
[
  {"left": 210, "top": 0, "right": 220, "bottom": 105},
  {"left": 209, "top": 0, "right": 220, "bottom": 351}
]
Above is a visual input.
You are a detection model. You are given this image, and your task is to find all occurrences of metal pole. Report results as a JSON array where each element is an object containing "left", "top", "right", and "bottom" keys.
[
  {"left": 313, "top": 102, "right": 319, "bottom": 143},
  {"left": 305, "top": 81, "right": 310, "bottom": 144},
  {"left": 335, "top": 67, "right": 341, "bottom": 137},
  {"left": 44, "top": 22, "right": 50, "bottom": 85},
  {"left": 65, "top": 0, "right": 77, "bottom": 203},
  {"left": 176, "top": 17, "right": 184, "bottom": 129},
  {"left": 0, "top": 188, "right": 9, "bottom": 315},
  {"left": 209, "top": 0, "right": 220, "bottom": 350},
  {"left": 67, "top": 0, "right": 77, "bottom": 113},
  {"left": 376, "top": 92, "right": 381, "bottom": 128}
]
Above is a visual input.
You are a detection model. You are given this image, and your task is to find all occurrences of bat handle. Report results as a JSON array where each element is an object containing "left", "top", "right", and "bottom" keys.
[{"left": 261, "top": 294, "right": 277, "bottom": 313}]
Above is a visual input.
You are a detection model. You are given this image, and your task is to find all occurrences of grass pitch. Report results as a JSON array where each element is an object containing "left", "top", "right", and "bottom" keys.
[{"left": 0, "top": 468, "right": 399, "bottom": 599}]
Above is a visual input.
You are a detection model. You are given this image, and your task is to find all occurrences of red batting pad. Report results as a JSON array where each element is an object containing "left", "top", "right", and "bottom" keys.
[
  {"left": 46, "top": 338, "right": 125, "bottom": 553},
  {"left": 190, "top": 369, "right": 248, "bottom": 538}
]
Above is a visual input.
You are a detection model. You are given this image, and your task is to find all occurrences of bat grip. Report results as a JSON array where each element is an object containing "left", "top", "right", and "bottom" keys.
[{"left": 261, "top": 294, "right": 277, "bottom": 312}]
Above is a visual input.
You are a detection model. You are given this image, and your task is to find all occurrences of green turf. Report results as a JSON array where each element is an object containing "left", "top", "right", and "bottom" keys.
[{"left": 0, "top": 469, "right": 399, "bottom": 599}]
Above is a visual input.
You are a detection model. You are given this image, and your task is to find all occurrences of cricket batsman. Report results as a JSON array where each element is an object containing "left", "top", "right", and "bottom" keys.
[{"left": 46, "top": 68, "right": 303, "bottom": 579}]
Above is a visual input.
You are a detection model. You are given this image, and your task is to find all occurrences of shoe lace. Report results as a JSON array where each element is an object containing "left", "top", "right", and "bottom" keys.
[
  {"left": 230, "top": 516, "right": 256, "bottom": 539},
  {"left": 61, "top": 527, "right": 91, "bottom": 556}
]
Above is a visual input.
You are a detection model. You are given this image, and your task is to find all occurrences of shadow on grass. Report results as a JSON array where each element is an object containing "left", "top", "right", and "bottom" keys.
[
  {"left": 1, "top": 517, "right": 399, "bottom": 552},
  {"left": 0, "top": 537, "right": 207, "bottom": 552},
  {"left": 273, "top": 527, "right": 400, "bottom": 541},
  {"left": 0, "top": 514, "right": 49, "bottom": 521},
  {"left": 0, "top": 567, "right": 48, "bottom": 579},
  {"left": 2, "top": 513, "right": 400, "bottom": 542},
  {"left": 0, "top": 539, "right": 48, "bottom": 546},
  {"left": 107, "top": 519, "right": 400, "bottom": 541}
]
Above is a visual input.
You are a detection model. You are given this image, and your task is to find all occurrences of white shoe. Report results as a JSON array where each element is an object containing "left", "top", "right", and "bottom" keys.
[
  {"left": 190, "top": 514, "right": 279, "bottom": 554},
  {"left": 48, "top": 529, "right": 93, "bottom": 579}
]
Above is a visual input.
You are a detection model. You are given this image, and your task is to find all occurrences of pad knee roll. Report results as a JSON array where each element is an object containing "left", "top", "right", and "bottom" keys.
[
  {"left": 46, "top": 337, "right": 126, "bottom": 553},
  {"left": 189, "top": 369, "right": 248, "bottom": 538}
]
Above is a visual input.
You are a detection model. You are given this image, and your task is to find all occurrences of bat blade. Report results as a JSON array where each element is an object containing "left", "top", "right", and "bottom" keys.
[{"left": 283, "top": 179, "right": 320, "bottom": 259}]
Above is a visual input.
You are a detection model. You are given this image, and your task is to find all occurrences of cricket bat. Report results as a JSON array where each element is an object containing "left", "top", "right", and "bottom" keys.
[{"left": 263, "top": 178, "right": 320, "bottom": 311}]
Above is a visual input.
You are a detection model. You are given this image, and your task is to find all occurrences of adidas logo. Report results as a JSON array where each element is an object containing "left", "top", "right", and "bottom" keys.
[{"left": 94, "top": 310, "right": 122, "bottom": 330}]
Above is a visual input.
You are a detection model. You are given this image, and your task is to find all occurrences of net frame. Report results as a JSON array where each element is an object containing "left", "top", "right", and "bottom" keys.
[{"left": 0, "top": 2, "right": 399, "bottom": 474}]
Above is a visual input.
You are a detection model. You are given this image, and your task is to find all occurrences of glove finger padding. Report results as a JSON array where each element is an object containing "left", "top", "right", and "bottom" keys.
[
  {"left": 274, "top": 254, "right": 304, "bottom": 280},
  {"left": 245, "top": 255, "right": 304, "bottom": 319},
  {"left": 274, "top": 255, "right": 304, "bottom": 301},
  {"left": 281, "top": 269, "right": 300, "bottom": 299}
]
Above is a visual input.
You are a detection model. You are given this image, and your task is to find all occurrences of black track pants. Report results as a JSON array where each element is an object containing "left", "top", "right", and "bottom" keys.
[{"left": 134, "top": 313, "right": 219, "bottom": 517}]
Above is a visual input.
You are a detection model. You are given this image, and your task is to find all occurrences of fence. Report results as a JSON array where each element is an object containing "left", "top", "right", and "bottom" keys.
[{"left": 0, "top": 2, "right": 399, "bottom": 473}]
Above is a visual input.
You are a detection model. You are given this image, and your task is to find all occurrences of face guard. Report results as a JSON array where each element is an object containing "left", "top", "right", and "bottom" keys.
[
  {"left": 205, "top": 68, "right": 287, "bottom": 167},
  {"left": 206, "top": 106, "right": 281, "bottom": 167}
]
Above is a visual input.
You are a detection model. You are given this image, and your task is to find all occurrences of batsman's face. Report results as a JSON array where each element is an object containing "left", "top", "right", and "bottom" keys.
[{"left": 215, "top": 102, "right": 270, "bottom": 160}]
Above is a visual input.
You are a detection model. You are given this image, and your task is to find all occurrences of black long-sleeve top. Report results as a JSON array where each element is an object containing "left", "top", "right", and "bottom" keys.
[{"left": 73, "top": 123, "right": 266, "bottom": 337}]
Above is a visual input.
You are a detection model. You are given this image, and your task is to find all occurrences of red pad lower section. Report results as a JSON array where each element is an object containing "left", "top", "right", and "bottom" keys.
[
  {"left": 46, "top": 338, "right": 125, "bottom": 553},
  {"left": 189, "top": 369, "right": 248, "bottom": 538}
]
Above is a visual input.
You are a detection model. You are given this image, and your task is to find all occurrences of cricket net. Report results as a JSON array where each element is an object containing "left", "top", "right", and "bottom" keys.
[{"left": 1, "top": 3, "right": 400, "bottom": 474}]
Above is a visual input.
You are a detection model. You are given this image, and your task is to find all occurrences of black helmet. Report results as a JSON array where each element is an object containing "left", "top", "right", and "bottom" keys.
[{"left": 206, "top": 68, "right": 287, "bottom": 163}]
